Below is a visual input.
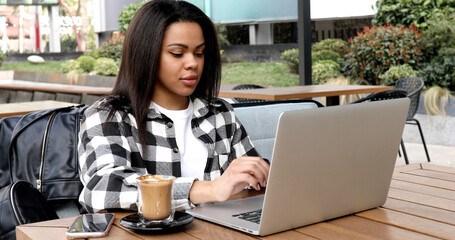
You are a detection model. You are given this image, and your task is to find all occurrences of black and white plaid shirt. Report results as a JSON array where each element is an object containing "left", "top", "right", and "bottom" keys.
[{"left": 78, "top": 97, "right": 260, "bottom": 213}]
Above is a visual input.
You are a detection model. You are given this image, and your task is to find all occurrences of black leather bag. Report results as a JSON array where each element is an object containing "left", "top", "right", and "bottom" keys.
[
  {"left": 0, "top": 105, "right": 88, "bottom": 201},
  {"left": 0, "top": 115, "right": 21, "bottom": 191},
  {"left": 0, "top": 180, "right": 59, "bottom": 240}
]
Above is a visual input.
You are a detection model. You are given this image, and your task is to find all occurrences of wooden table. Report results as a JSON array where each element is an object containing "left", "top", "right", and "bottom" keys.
[
  {"left": 219, "top": 84, "right": 393, "bottom": 106},
  {"left": 0, "top": 80, "right": 112, "bottom": 95},
  {"left": 0, "top": 100, "right": 77, "bottom": 118},
  {"left": 16, "top": 163, "right": 455, "bottom": 239}
]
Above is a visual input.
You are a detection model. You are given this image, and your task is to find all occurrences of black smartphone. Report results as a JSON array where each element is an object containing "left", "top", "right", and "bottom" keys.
[{"left": 66, "top": 213, "right": 115, "bottom": 239}]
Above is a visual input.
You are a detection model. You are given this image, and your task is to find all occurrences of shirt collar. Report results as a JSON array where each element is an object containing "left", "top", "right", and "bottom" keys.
[
  {"left": 192, "top": 97, "right": 223, "bottom": 117},
  {"left": 147, "top": 104, "right": 162, "bottom": 119},
  {"left": 146, "top": 97, "right": 214, "bottom": 120}
]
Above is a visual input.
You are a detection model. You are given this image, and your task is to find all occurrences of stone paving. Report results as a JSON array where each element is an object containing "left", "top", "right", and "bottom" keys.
[{"left": 396, "top": 142, "right": 455, "bottom": 167}]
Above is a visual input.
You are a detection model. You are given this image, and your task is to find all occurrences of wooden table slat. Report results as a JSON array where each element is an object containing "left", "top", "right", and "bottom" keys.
[
  {"left": 421, "top": 163, "right": 455, "bottom": 174},
  {"left": 356, "top": 208, "right": 455, "bottom": 239},
  {"left": 329, "top": 215, "right": 440, "bottom": 240},
  {"left": 16, "top": 216, "right": 77, "bottom": 228},
  {"left": 295, "top": 222, "right": 377, "bottom": 240},
  {"left": 382, "top": 198, "right": 455, "bottom": 226},
  {"left": 387, "top": 188, "right": 455, "bottom": 212},
  {"left": 392, "top": 172, "right": 455, "bottom": 191},
  {"left": 260, "top": 230, "right": 318, "bottom": 240},
  {"left": 101, "top": 225, "right": 145, "bottom": 240},
  {"left": 406, "top": 169, "right": 455, "bottom": 182},
  {"left": 184, "top": 219, "right": 259, "bottom": 240},
  {"left": 390, "top": 180, "right": 455, "bottom": 200},
  {"left": 118, "top": 227, "right": 197, "bottom": 240},
  {"left": 16, "top": 227, "right": 70, "bottom": 240}
]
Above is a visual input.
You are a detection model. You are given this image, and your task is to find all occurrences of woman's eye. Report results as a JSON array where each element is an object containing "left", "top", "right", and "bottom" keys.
[
  {"left": 195, "top": 52, "right": 204, "bottom": 57},
  {"left": 170, "top": 52, "right": 183, "bottom": 57}
]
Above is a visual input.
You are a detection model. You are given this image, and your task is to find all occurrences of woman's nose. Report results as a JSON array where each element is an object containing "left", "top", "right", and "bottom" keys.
[{"left": 184, "top": 54, "right": 198, "bottom": 69}]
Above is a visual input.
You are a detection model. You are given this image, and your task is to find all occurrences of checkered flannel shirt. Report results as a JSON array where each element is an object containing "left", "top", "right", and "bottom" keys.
[{"left": 78, "top": 97, "right": 260, "bottom": 213}]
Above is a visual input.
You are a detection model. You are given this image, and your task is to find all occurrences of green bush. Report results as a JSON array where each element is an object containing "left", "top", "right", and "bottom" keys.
[
  {"left": 419, "top": 48, "right": 455, "bottom": 91},
  {"left": 94, "top": 57, "right": 119, "bottom": 76},
  {"left": 312, "top": 50, "right": 342, "bottom": 66},
  {"left": 379, "top": 64, "right": 417, "bottom": 85},
  {"left": 312, "top": 39, "right": 348, "bottom": 58},
  {"left": 0, "top": 51, "right": 5, "bottom": 67},
  {"left": 99, "top": 34, "right": 124, "bottom": 63},
  {"left": 215, "top": 24, "right": 230, "bottom": 46},
  {"left": 312, "top": 60, "right": 341, "bottom": 85},
  {"left": 117, "top": 1, "right": 146, "bottom": 34},
  {"left": 342, "top": 24, "right": 426, "bottom": 85},
  {"left": 85, "top": 48, "right": 101, "bottom": 59},
  {"left": 373, "top": 0, "right": 455, "bottom": 29},
  {"left": 61, "top": 35, "right": 78, "bottom": 52},
  {"left": 61, "top": 59, "right": 80, "bottom": 74},
  {"left": 280, "top": 48, "right": 299, "bottom": 74},
  {"left": 77, "top": 55, "right": 95, "bottom": 73},
  {"left": 421, "top": 11, "right": 455, "bottom": 56}
]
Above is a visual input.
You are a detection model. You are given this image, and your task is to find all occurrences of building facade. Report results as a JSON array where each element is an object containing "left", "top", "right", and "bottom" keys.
[{"left": 93, "top": 0, "right": 377, "bottom": 47}]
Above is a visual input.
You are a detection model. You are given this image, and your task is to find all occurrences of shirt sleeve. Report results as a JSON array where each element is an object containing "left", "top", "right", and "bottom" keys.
[
  {"left": 78, "top": 106, "right": 140, "bottom": 213},
  {"left": 78, "top": 105, "right": 197, "bottom": 213}
]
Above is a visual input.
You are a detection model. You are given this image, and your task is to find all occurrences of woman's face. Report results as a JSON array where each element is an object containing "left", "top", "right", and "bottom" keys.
[{"left": 153, "top": 21, "right": 205, "bottom": 110}]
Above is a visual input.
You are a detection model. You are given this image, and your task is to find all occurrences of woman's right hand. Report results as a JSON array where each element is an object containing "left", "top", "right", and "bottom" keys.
[
  {"left": 212, "top": 156, "right": 269, "bottom": 202},
  {"left": 189, "top": 156, "right": 269, "bottom": 204}
]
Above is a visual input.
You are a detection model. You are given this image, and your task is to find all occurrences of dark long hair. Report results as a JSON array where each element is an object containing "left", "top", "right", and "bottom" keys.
[{"left": 106, "top": 0, "right": 221, "bottom": 146}]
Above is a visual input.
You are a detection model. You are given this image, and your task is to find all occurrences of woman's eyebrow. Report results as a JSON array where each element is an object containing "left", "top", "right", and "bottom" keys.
[{"left": 166, "top": 42, "right": 205, "bottom": 49}]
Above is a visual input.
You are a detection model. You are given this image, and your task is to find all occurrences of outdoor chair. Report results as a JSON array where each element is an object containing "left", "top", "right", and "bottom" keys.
[
  {"left": 231, "top": 84, "right": 266, "bottom": 103},
  {"left": 351, "top": 89, "right": 412, "bottom": 164},
  {"left": 232, "top": 99, "right": 324, "bottom": 161},
  {"left": 351, "top": 89, "right": 408, "bottom": 104},
  {"left": 392, "top": 77, "right": 431, "bottom": 163}
]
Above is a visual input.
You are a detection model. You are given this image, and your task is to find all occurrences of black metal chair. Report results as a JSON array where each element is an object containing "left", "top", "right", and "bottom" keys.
[
  {"left": 231, "top": 84, "right": 266, "bottom": 103},
  {"left": 393, "top": 77, "right": 431, "bottom": 163},
  {"left": 352, "top": 89, "right": 412, "bottom": 164},
  {"left": 232, "top": 98, "right": 325, "bottom": 108},
  {"left": 351, "top": 89, "right": 408, "bottom": 104}
]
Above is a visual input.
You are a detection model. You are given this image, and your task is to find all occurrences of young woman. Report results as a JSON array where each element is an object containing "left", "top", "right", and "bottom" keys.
[{"left": 78, "top": 0, "right": 269, "bottom": 213}]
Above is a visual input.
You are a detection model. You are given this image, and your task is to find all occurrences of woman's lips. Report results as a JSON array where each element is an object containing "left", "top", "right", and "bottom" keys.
[{"left": 181, "top": 75, "right": 198, "bottom": 86}]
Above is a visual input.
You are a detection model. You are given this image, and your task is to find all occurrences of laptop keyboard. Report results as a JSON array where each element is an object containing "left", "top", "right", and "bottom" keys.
[{"left": 232, "top": 209, "right": 262, "bottom": 224}]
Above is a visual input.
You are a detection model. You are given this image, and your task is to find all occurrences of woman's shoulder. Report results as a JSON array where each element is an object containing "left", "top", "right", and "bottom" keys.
[
  {"left": 84, "top": 96, "right": 130, "bottom": 120},
  {"left": 84, "top": 97, "right": 110, "bottom": 115},
  {"left": 213, "top": 97, "right": 235, "bottom": 111},
  {"left": 193, "top": 97, "right": 234, "bottom": 114}
]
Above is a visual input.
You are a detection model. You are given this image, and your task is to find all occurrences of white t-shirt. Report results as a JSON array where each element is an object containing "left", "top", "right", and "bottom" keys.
[{"left": 152, "top": 100, "right": 208, "bottom": 180}]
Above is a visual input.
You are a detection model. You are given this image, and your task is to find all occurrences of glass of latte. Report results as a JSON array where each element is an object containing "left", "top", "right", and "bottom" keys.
[{"left": 136, "top": 175, "right": 176, "bottom": 226}]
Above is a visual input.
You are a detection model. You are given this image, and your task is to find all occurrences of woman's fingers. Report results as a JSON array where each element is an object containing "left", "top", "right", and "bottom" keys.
[
  {"left": 211, "top": 156, "right": 270, "bottom": 201},
  {"left": 191, "top": 156, "right": 270, "bottom": 204},
  {"left": 239, "top": 172, "right": 264, "bottom": 191},
  {"left": 230, "top": 157, "right": 270, "bottom": 186}
]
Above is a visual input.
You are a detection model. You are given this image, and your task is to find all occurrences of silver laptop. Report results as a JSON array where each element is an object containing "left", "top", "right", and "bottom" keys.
[{"left": 187, "top": 98, "right": 410, "bottom": 236}]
